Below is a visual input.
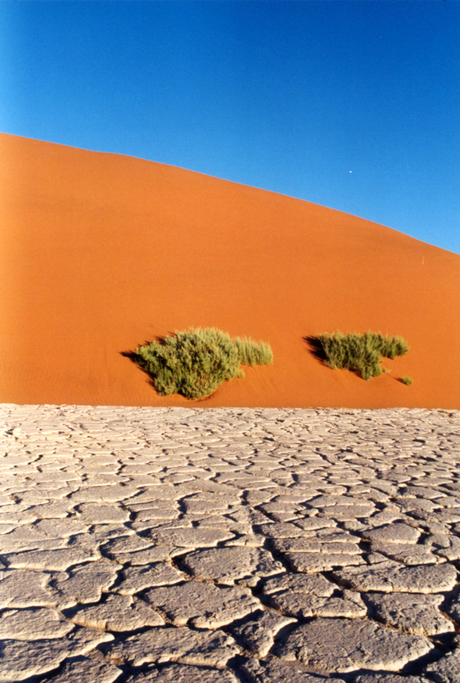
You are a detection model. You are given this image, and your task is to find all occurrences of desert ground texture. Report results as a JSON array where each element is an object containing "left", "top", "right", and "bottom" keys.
[
  {"left": 1, "top": 133, "right": 460, "bottom": 408},
  {"left": 1, "top": 404, "right": 460, "bottom": 682}
]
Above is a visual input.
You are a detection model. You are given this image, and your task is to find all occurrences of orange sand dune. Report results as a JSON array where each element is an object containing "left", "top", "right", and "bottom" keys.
[{"left": 1, "top": 132, "right": 460, "bottom": 409}]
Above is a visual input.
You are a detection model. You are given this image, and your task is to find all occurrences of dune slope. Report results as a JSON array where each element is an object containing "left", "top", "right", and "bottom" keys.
[{"left": 1, "top": 132, "right": 459, "bottom": 408}]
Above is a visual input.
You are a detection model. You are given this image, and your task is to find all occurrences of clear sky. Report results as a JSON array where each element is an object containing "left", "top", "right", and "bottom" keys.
[{"left": 1, "top": 0, "right": 459, "bottom": 254}]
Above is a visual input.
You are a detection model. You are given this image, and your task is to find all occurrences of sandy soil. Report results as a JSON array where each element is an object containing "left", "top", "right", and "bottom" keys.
[{"left": 1, "top": 132, "right": 459, "bottom": 409}]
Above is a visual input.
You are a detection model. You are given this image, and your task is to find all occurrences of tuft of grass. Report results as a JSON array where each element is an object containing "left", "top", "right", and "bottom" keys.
[
  {"left": 234, "top": 337, "right": 274, "bottom": 367},
  {"left": 312, "top": 331, "right": 409, "bottom": 381},
  {"left": 400, "top": 376, "right": 413, "bottom": 386},
  {"left": 134, "top": 328, "right": 273, "bottom": 400}
]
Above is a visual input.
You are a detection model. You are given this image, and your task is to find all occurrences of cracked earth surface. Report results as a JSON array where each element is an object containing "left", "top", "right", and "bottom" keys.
[{"left": 0, "top": 405, "right": 459, "bottom": 683}]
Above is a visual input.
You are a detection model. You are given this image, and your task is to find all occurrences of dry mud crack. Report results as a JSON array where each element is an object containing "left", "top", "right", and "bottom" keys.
[{"left": 0, "top": 404, "right": 459, "bottom": 682}]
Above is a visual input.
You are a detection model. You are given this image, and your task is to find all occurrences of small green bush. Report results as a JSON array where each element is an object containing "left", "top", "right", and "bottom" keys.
[
  {"left": 400, "top": 376, "right": 413, "bottom": 386},
  {"left": 313, "top": 331, "right": 409, "bottom": 381},
  {"left": 134, "top": 328, "right": 273, "bottom": 400}
]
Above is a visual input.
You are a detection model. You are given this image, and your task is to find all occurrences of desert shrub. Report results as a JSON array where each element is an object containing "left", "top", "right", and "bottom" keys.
[
  {"left": 134, "top": 328, "right": 273, "bottom": 400},
  {"left": 400, "top": 376, "right": 413, "bottom": 386},
  {"left": 379, "top": 335, "right": 410, "bottom": 360},
  {"left": 234, "top": 337, "right": 273, "bottom": 367},
  {"left": 313, "top": 331, "right": 409, "bottom": 381}
]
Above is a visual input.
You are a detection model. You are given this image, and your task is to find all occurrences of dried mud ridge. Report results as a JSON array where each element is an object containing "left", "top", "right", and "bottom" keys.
[{"left": 0, "top": 406, "right": 460, "bottom": 683}]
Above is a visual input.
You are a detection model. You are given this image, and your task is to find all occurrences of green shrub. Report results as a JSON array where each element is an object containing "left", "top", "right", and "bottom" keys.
[
  {"left": 400, "top": 376, "right": 413, "bottom": 386},
  {"left": 312, "top": 331, "right": 409, "bottom": 381},
  {"left": 379, "top": 335, "right": 410, "bottom": 360},
  {"left": 134, "top": 328, "right": 273, "bottom": 400},
  {"left": 234, "top": 337, "right": 273, "bottom": 367}
]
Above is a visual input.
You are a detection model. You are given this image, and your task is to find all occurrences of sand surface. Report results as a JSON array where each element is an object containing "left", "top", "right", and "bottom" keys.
[{"left": 1, "top": 132, "right": 459, "bottom": 408}]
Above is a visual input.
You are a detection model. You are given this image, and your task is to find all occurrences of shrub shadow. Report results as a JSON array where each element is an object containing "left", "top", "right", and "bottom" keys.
[
  {"left": 303, "top": 335, "right": 329, "bottom": 365},
  {"left": 303, "top": 335, "right": 365, "bottom": 380},
  {"left": 121, "top": 346, "right": 157, "bottom": 390}
]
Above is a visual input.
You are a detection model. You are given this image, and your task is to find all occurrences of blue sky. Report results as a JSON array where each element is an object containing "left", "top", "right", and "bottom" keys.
[{"left": 1, "top": 0, "right": 459, "bottom": 254}]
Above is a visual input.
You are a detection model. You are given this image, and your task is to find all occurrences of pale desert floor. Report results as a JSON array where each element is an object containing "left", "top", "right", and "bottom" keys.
[{"left": 1, "top": 404, "right": 460, "bottom": 682}]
